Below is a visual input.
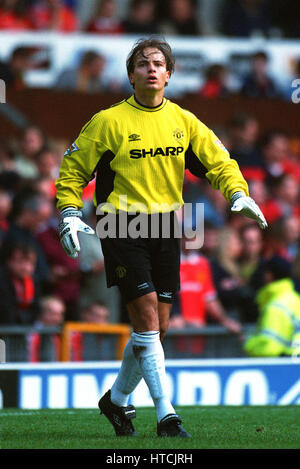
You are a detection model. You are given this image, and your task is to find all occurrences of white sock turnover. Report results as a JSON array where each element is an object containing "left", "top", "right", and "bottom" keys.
[
  {"left": 131, "top": 330, "right": 175, "bottom": 422},
  {"left": 110, "top": 337, "right": 143, "bottom": 407}
]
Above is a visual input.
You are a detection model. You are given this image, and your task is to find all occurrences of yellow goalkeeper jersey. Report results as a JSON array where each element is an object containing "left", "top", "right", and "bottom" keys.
[{"left": 55, "top": 94, "right": 249, "bottom": 213}]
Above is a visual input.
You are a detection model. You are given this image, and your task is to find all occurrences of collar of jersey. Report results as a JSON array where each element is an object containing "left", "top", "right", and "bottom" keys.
[{"left": 126, "top": 95, "right": 167, "bottom": 112}]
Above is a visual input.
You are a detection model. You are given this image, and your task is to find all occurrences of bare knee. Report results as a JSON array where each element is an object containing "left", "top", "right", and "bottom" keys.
[
  {"left": 127, "top": 293, "right": 159, "bottom": 332},
  {"left": 160, "top": 322, "right": 168, "bottom": 342}
]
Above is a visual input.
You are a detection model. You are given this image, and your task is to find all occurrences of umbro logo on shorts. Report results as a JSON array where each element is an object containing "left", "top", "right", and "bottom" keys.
[
  {"left": 128, "top": 133, "right": 141, "bottom": 142},
  {"left": 160, "top": 292, "right": 172, "bottom": 299},
  {"left": 137, "top": 282, "right": 149, "bottom": 290}
]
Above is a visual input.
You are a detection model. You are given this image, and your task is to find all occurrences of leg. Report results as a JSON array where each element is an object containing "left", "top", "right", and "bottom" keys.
[
  {"left": 158, "top": 301, "right": 172, "bottom": 342},
  {"left": 110, "top": 297, "right": 171, "bottom": 408},
  {"left": 126, "top": 292, "right": 176, "bottom": 423}
]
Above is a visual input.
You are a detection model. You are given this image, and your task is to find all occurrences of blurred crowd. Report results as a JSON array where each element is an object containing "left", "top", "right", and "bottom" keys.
[
  {"left": 0, "top": 112, "right": 299, "bottom": 336},
  {"left": 0, "top": 0, "right": 299, "bottom": 99},
  {"left": 0, "top": 0, "right": 300, "bottom": 38},
  {"left": 0, "top": 0, "right": 300, "bottom": 360},
  {"left": 1, "top": 42, "right": 299, "bottom": 100}
]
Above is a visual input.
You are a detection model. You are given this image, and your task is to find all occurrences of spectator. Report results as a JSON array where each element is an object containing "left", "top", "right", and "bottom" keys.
[
  {"left": 33, "top": 176, "right": 57, "bottom": 202},
  {"left": 244, "top": 256, "right": 300, "bottom": 357},
  {"left": 194, "top": 183, "right": 229, "bottom": 229},
  {"left": 210, "top": 227, "right": 249, "bottom": 316},
  {"left": 86, "top": 0, "right": 123, "bottom": 34},
  {"left": 159, "top": 0, "right": 200, "bottom": 36},
  {"left": 0, "top": 0, "right": 32, "bottom": 30},
  {"left": 0, "top": 188, "right": 12, "bottom": 244},
  {"left": 35, "top": 147, "right": 60, "bottom": 179},
  {"left": 122, "top": 0, "right": 158, "bottom": 34},
  {"left": 260, "top": 130, "right": 300, "bottom": 182},
  {"left": 0, "top": 140, "right": 16, "bottom": 173},
  {"left": 29, "top": 295, "right": 65, "bottom": 361},
  {"left": 81, "top": 301, "right": 110, "bottom": 324},
  {"left": 71, "top": 302, "right": 116, "bottom": 361},
  {"left": 0, "top": 242, "right": 40, "bottom": 324},
  {"left": 267, "top": 174, "right": 300, "bottom": 222},
  {"left": 1, "top": 190, "right": 51, "bottom": 288},
  {"left": 228, "top": 112, "right": 263, "bottom": 171},
  {"left": 238, "top": 223, "right": 264, "bottom": 285},
  {"left": 221, "top": 0, "right": 271, "bottom": 38},
  {"left": 55, "top": 50, "right": 106, "bottom": 93},
  {"left": 241, "top": 51, "right": 280, "bottom": 99},
  {"left": 28, "top": 0, "right": 79, "bottom": 32},
  {"left": 0, "top": 47, "right": 32, "bottom": 90},
  {"left": 199, "top": 63, "right": 231, "bottom": 99},
  {"left": 14, "top": 126, "right": 47, "bottom": 179},
  {"left": 35, "top": 295, "right": 65, "bottom": 327},
  {"left": 237, "top": 223, "right": 265, "bottom": 320},
  {"left": 78, "top": 208, "right": 121, "bottom": 323},
  {"left": 36, "top": 208, "right": 81, "bottom": 321},
  {"left": 247, "top": 178, "right": 281, "bottom": 225},
  {"left": 170, "top": 232, "right": 242, "bottom": 331},
  {"left": 201, "top": 221, "right": 220, "bottom": 260}
]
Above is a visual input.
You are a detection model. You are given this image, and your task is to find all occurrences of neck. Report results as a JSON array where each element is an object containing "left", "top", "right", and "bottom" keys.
[{"left": 134, "top": 90, "right": 164, "bottom": 108}]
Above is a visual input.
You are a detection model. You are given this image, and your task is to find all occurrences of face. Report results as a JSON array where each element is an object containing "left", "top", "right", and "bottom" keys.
[
  {"left": 283, "top": 217, "right": 300, "bottom": 244},
  {"left": 229, "top": 231, "right": 243, "bottom": 258},
  {"left": 264, "top": 136, "right": 289, "bottom": 162},
  {"left": 23, "top": 127, "right": 44, "bottom": 157},
  {"left": 129, "top": 47, "right": 170, "bottom": 94},
  {"left": 84, "top": 305, "right": 109, "bottom": 323},
  {"left": 277, "top": 176, "right": 299, "bottom": 204},
  {"left": 242, "top": 227, "right": 262, "bottom": 257},
  {"left": 36, "top": 151, "right": 58, "bottom": 177},
  {"left": 42, "top": 299, "right": 65, "bottom": 326},
  {"left": 8, "top": 250, "right": 37, "bottom": 279}
]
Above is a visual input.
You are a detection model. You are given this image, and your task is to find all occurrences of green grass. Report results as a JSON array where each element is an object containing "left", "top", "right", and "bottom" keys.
[{"left": 0, "top": 406, "right": 300, "bottom": 449}]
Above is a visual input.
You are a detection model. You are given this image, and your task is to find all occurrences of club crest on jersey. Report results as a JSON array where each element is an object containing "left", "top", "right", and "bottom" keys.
[
  {"left": 64, "top": 142, "right": 80, "bottom": 156},
  {"left": 128, "top": 133, "right": 141, "bottom": 142},
  {"left": 173, "top": 128, "right": 184, "bottom": 141}
]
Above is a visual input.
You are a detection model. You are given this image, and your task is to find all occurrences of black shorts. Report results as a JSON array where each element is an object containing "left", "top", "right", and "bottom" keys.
[{"left": 98, "top": 212, "right": 181, "bottom": 304}]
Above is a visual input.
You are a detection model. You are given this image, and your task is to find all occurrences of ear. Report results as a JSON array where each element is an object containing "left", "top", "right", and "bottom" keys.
[
  {"left": 165, "top": 70, "right": 170, "bottom": 86},
  {"left": 129, "top": 72, "right": 134, "bottom": 87}
]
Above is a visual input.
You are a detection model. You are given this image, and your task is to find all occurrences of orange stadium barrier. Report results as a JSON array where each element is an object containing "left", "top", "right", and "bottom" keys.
[{"left": 60, "top": 322, "right": 131, "bottom": 361}]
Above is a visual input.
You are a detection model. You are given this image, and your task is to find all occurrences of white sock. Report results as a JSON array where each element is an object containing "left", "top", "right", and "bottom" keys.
[
  {"left": 110, "top": 337, "right": 143, "bottom": 407},
  {"left": 131, "top": 331, "right": 175, "bottom": 422}
]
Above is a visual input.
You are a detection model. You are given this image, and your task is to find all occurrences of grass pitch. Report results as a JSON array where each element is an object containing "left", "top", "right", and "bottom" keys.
[{"left": 0, "top": 406, "right": 299, "bottom": 449}]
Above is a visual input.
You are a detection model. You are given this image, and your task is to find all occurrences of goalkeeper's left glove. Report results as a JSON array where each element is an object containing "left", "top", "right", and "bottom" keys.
[
  {"left": 231, "top": 192, "right": 268, "bottom": 229},
  {"left": 59, "top": 207, "right": 95, "bottom": 258}
]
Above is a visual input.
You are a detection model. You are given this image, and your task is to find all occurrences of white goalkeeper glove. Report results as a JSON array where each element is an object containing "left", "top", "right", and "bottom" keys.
[
  {"left": 59, "top": 207, "right": 95, "bottom": 258},
  {"left": 231, "top": 192, "right": 268, "bottom": 229}
]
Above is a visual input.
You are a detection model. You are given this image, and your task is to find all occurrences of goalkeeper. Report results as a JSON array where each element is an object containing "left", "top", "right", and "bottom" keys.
[{"left": 55, "top": 37, "right": 267, "bottom": 438}]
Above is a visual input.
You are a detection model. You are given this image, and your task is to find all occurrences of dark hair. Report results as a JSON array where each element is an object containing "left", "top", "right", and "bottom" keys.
[
  {"left": 260, "top": 129, "right": 287, "bottom": 149},
  {"left": 263, "top": 255, "right": 292, "bottom": 280},
  {"left": 252, "top": 51, "right": 268, "bottom": 61},
  {"left": 126, "top": 37, "right": 175, "bottom": 77},
  {"left": 81, "top": 51, "right": 103, "bottom": 67},
  {"left": 3, "top": 241, "right": 37, "bottom": 265},
  {"left": 229, "top": 112, "right": 256, "bottom": 130}
]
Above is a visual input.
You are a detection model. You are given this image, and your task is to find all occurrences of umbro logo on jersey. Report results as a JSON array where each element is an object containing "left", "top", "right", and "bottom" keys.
[{"left": 128, "top": 133, "right": 141, "bottom": 142}]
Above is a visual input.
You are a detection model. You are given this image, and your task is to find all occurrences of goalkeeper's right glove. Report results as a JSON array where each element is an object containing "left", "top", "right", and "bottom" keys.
[{"left": 59, "top": 207, "right": 95, "bottom": 258}]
